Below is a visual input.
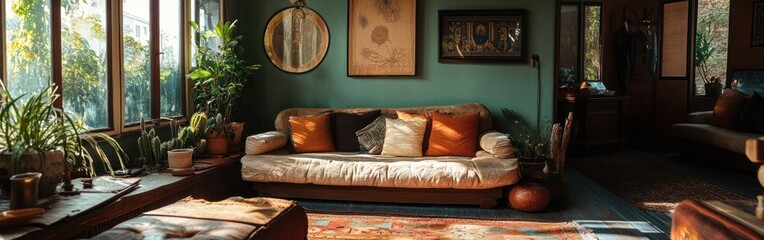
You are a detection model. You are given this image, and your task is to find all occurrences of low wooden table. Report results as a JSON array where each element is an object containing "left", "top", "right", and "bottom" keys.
[{"left": 0, "top": 154, "right": 243, "bottom": 239}]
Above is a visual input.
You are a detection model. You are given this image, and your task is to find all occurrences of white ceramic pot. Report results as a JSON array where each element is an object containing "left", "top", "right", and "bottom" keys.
[{"left": 167, "top": 149, "right": 194, "bottom": 168}]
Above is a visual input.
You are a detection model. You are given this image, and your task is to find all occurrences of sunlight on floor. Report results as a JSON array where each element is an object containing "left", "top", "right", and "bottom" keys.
[{"left": 575, "top": 220, "right": 664, "bottom": 240}]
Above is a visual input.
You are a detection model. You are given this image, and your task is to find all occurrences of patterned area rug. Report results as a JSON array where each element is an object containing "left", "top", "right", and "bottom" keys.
[
  {"left": 307, "top": 213, "right": 596, "bottom": 240},
  {"left": 569, "top": 152, "right": 749, "bottom": 212}
]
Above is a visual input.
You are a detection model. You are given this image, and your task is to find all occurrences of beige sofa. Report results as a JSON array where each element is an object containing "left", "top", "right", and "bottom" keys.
[
  {"left": 240, "top": 103, "right": 519, "bottom": 208},
  {"left": 672, "top": 111, "right": 764, "bottom": 171}
]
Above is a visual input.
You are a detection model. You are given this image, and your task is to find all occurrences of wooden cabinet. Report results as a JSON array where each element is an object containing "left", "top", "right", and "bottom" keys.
[{"left": 559, "top": 96, "right": 627, "bottom": 148}]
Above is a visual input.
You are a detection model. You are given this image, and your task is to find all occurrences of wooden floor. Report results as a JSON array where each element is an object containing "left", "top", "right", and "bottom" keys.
[{"left": 291, "top": 145, "right": 761, "bottom": 240}]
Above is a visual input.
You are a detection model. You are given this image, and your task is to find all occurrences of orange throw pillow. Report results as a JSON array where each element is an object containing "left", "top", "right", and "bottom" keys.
[
  {"left": 711, "top": 95, "right": 747, "bottom": 129},
  {"left": 426, "top": 112, "right": 480, "bottom": 157},
  {"left": 288, "top": 113, "right": 335, "bottom": 153}
]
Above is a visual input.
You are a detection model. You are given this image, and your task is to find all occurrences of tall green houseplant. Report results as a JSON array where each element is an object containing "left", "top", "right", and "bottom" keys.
[{"left": 187, "top": 20, "right": 260, "bottom": 124}]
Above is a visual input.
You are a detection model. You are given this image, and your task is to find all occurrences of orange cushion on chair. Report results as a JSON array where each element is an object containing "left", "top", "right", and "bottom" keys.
[
  {"left": 425, "top": 112, "right": 480, "bottom": 157},
  {"left": 289, "top": 113, "right": 335, "bottom": 153}
]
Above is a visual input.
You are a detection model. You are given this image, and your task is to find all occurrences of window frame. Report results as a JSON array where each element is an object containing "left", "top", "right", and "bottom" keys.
[{"left": 0, "top": 0, "right": 225, "bottom": 135}]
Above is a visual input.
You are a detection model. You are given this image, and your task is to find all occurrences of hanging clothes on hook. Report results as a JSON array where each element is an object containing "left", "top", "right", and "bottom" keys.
[{"left": 616, "top": 21, "right": 635, "bottom": 94}]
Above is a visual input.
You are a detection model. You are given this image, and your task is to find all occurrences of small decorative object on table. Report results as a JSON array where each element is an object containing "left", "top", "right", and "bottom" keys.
[{"left": 9, "top": 173, "right": 41, "bottom": 210}]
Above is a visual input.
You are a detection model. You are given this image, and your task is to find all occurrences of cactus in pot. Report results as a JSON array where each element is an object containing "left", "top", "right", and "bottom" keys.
[{"left": 138, "top": 117, "right": 162, "bottom": 171}]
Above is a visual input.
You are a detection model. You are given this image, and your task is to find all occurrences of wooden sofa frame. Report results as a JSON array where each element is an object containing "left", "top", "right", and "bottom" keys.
[{"left": 253, "top": 182, "right": 503, "bottom": 209}]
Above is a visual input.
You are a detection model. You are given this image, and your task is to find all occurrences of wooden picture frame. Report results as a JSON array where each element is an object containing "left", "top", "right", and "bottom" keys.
[
  {"left": 347, "top": 0, "right": 416, "bottom": 76},
  {"left": 438, "top": 9, "right": 527, "bottom": 63},
  {"left": 659, "top": 0, "right": 690, "bottom": 79},
  {"left": 753, "top": 1, "right": 764, "bottom": 46},
  {"left": 264, "top": 6, "right": 330, "bottom": 74}
]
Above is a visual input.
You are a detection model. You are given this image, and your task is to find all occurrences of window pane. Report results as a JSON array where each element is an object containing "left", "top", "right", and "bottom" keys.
[
  {"left": 559, "top": 5, "right": 579, "bottom": 85},
  {"left": 192, "top": 0, "right": 220, "bottom": 66},
  {"left": 695, "top": 0, "right": 729, "bottom": 96},
  {"left": 61, "top": 0, "right": 109, "bottom": 129},
  {"left": 584, "top": 5, "right": 602, "bottom": 82},
  {"left": 123, "top": 0, "right": 151, "bottom": 124},
  {"left": 5, "top": 0, "right": 52, "bottom": 96},
  {"left": 160, "top": 0, "right": 183, "bottom": 117}
]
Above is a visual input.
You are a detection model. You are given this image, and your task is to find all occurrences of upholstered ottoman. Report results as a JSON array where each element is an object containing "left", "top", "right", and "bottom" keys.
[{"left": 92, "top": 197, "right": 307, "bottom": 240}]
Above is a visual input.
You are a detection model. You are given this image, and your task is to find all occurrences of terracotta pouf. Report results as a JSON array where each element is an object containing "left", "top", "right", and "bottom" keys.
[{"left": 508, "top": 182, "right": 551, "bottom": 212}]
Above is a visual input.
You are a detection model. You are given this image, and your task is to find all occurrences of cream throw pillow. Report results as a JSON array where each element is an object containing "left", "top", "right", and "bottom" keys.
[
  {"left": 381, "top": 118, "right": 427, "bottom": 157},
  {"left": 479, "top": 131, "right": 515, "bottom": 159},
  {"left": 245, "top": 131, "right": 288, "bottom": 155}
]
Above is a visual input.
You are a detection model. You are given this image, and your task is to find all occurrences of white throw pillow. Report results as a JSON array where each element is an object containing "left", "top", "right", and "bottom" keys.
[
  {"left": 381, "top": 118, "right": 427, "bottom": 157},
  {"left": 245, "top": 131, "right": 288, "bottom": 155}
]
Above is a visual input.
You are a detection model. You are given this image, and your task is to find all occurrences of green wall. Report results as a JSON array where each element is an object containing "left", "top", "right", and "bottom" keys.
[{"left": 234, "top": 0, "right": 555, "bottom": 134}]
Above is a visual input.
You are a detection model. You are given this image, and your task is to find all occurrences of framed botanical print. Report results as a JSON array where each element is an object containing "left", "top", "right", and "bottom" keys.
[
  {"left": 348, "top": 0, "right": 416, "bottom": 76},
  {"left": 438, "top": 9, "right": 527, "bottom": 63}
]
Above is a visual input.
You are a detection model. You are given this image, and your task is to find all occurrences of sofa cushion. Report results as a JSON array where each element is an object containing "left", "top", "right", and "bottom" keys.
[
  {"left": 273, "top": 103, "right": 494, "bottom": 137},
  {"left": 672, "top": 123, "right": 763, "bottom": 154},
  {"left": 736, "top": 92, "right": 764, "bottom": 134},
  {"left": 246, "top": 131, "right": 288, "bottom": 155},
  {"left": 426, "top": 112, "right": 480, "bottom": 157},
  {"left": 381, "top": 118, "right": 427, "bottom": 157},
  {"left": 397, "top": 110, "right": 437, "bottom": 151},
  {"left": 241, "top": 152, "right": 520, "bottom": 189},
  {"left": 288, "top": 113, "right": 335, "bottom": 153},
  {"left": 332, "top": 110, "right": 381, "bottom": 151},
  {"left": 711, "top": 95, "right": 747, "bottom": 129},
  {"left": 479, "top": 131, "right": 515, "bottom": 159},
  {"left": 356, "top": 115, "right": 389, "bottom": 154}
]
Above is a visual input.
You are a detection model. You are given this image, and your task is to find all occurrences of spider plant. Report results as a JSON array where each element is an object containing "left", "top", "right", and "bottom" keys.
[{"left": 0, "top": 81, "right": 126, "bottom": 178}]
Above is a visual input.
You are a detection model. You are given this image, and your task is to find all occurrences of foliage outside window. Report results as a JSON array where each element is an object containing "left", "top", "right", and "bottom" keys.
[
  {"left": 584, "top": 5, "right": 602, "bottom": 82},
  {"left": 5, "top": 0, "right": 52, "bottom": 100},
  {"left": 694, "top": 0, "right": 729, "bottom": 96},
  {"left": 2, "top": 0, "right": 222, "bottom": 132}
]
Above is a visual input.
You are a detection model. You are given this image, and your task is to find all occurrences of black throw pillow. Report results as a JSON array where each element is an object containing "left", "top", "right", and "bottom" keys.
[
  {"left": 736, "top": 92, "right": 764, "bottom": 134},
  {"left": 332, "top": 110, "right": 382, "bottom": 151}
]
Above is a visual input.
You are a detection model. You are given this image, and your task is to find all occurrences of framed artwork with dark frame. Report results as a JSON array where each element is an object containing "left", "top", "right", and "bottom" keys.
[
  {"left": 438, "top": 9, "right": 527, "bottom": 63},
  {"left": 347, "top": 0, "right": 417, "bottom": 77},
  {"left": 752, "top": 1, "right": 764, "bottom": 46}
]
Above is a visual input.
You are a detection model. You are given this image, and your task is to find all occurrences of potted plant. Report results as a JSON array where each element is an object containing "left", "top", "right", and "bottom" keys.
[
  {"left": 0, "top": 83, "right": 128, "bottom": 197},
  {"left": 160, "top": 112, "right": 208, "bottom": 159},
  {"left": 138, "top": 117, "right": 162, "bottom": 172},
  {"left": 205, "top": 113, "right": 231, "bottom": 155},
  {"left": 187, "top": 20, "right": 259, "bottom": 149},
  {"left": 502, "top": 108, "right": 553, "bottom": 181},
  {"left": 695, "top": 23, "right": 723, "bottom": 97}
]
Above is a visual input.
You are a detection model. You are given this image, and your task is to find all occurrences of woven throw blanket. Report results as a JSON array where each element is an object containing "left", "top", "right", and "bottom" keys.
[{"left": 144, "top": 197, "right": 294, "bottom": 225}]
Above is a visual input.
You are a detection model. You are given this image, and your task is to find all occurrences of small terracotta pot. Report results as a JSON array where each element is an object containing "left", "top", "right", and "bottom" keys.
[
  {"left": 167, "top": 149, "right": 194, "bottom": 168},
  {"left": 205, "top": 138, "right": 229, "bottom": 155}
]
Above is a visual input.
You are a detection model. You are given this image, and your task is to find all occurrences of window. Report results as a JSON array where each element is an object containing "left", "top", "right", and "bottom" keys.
[
  {"left": 557, "top": 2, "right": 603, "bottom": 85},
  {"left": 1, "top": 0, "right": 223, "bottom": 132},
  {"left": 694, "top": 0, "right": 729, "bottom": 96},
  {"left": 191, "top": 0, "right": 221, "bottom": 66},
  {"left": 5, "top": 0, "right": 52, "bottom": 98},
  {"left": 61, "top": 0, "right": 109, "bottom": 129},
  {"left": 583, "top": 5, "right": 602, "bottom": 82}
]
